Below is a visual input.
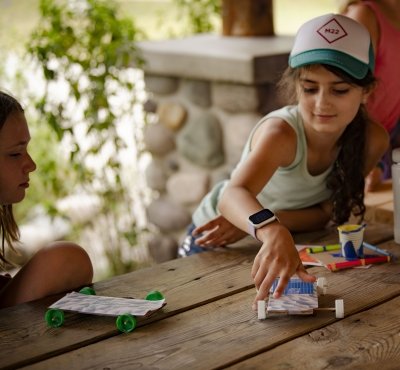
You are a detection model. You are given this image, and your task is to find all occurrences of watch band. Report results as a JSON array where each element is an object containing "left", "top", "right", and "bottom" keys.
[{"left": 248, "top": 209, "right": 278, "bottom": 240}]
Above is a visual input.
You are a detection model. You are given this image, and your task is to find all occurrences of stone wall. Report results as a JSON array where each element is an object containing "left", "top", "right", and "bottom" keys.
[{"left": 137, "top": 34, "right": 293, "bottom": 262}]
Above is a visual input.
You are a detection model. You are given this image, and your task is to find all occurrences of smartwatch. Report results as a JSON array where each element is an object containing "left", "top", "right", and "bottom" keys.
[{"left": 248, "top": 209, "right": 277, "bottom": 240}]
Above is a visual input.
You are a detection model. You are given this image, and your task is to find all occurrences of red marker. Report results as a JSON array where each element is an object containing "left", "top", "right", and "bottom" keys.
[{"left": 327, "top": 256, "right": 391, "bottom": 272}]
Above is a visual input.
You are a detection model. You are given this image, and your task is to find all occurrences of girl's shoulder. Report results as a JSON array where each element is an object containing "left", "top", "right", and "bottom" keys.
[
  {"left": 256, "top": 105, "right": 302, "bottom": 136},
  {"left": 250, "top": 106, "right": 300, "bottom": 167}
]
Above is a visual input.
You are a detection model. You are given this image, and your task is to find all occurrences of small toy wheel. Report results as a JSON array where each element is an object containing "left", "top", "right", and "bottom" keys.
[
  {"left": 116, "top": 313, "right": 137, "bottom": 333},
  {"left": 257, "top": 300, "right": 267, "bottom": 320},
  {"left": 79, "top": 287, "right": 96, "bottom": 295},
  {"left": 45, "top": 308, "right": 65, "bottom": 328},
  {"left": 316, "top": 277, "right": 327, "bottom": 295},
  {"left": 145, "top": 290, "right": 164, "bottom": 301},
  {"left": 335, "top": 299, "right": 344, "bottom": 319}
]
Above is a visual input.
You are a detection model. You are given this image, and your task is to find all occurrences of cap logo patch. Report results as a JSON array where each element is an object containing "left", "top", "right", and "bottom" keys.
[{"left": 317, "top": 18, "right": 347, "bottom": 43}]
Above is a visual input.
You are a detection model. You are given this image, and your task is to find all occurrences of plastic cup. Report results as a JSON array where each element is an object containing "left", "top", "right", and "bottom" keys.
[{"left": 337, "top": 224, "right": 366, "bottom": 260}]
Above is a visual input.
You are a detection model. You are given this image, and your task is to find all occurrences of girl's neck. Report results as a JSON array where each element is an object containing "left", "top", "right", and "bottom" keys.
[
  {"left": 305, "top": 129, "right": 341, "bottom": 176},
  {"left": 304, "top": 125, "right": 343, "bottom": 153}
]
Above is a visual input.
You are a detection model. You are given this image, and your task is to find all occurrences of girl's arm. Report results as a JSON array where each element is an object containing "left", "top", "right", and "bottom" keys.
[
  {"left": 275, "top": 200, "right": 332, "bottom": 232},
  {"left": 218, "top": 117, "right": 316, "bottom": 305},
  {"left": 218, "top": 117, "right": 297, "bottom": 231},
  {"left": 364, "top": 119, "right": 390, "bottom": 175}
]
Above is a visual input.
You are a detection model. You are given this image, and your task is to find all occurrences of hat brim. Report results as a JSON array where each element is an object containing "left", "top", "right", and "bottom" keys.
[{"left": 289, "top": 49, "right": 369, "bottom": 79}]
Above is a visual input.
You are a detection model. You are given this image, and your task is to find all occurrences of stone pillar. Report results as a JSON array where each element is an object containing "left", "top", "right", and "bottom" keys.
[{"left": 137, "top": 34, "right": 292, "bottom": 263}]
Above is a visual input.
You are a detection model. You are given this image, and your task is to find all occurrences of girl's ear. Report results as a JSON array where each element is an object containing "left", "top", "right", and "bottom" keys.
[
  {"left": 362, "top": 87, "right": 374, "bottom": 104},
  {"left": 362, "top": 81, "right": 377, "bottom": 104}
]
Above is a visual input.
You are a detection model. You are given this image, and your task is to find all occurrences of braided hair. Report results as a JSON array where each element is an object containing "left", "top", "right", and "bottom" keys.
[
  {"left": 278, "top": 64, "right": 376, "bottom": 224},
  {"left": 0, "top": 91, "right": 24, "bottom": 268}
]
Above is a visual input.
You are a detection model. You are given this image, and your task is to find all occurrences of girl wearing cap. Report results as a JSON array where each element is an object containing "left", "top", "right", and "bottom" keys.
[
  {"left": 340, "top": 0, "right": 400, "bottom": 191},
  {"left": 179, "top": 13, "right": 389, "bottom": 308}
]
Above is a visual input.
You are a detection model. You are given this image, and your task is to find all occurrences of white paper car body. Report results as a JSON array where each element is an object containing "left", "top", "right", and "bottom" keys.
[
  {"left": 257, "top": 277, "right": 344, "bottom": 319},
  {"left": 49, "top": 291, "right": 165, "bottom": 317},
  {"left": 45, "top": 288, "right": 166, "bottom": 333}
]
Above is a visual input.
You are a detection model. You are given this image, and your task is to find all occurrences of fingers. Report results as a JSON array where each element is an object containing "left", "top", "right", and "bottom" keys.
[
  {"left": 193, "top": 223, "right": 240, "bottom": 247},
  {"left": 195, "top": 231, "right": 226, "bottom": 247},
  {"left": 252, "top": 260, "right": 278, "bottom": 308},
  {"left": 272, "top": 262, "right": 316, "bottom": 297},
  {"left": 252, "top": 252, "right": 318, "bottom": 311},
  {"left": 194, "top": 232, "right": 216, "bottom": 246},
  {"left": 253, "top": 275, "right": 274, "bottom": 301},
  {"left": 296, "top": 265, "right": 317, "bottom": 283},
  {"left": 271, "top": 274, "right": 290, "bottom": 298},
  {"left": 251, "top": 255, "right": 260, "bottom": 281},
  {"left": 192, "top": 221, "right": 216, "bottom": 236}
]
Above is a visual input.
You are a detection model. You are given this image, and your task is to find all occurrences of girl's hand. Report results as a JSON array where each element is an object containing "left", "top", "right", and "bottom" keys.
[
  {"left": 251, "top": 222, "right": 316, "bottom": 309},
  {"left": 192, "top": 215, "right": 247, "bottom": 247}
]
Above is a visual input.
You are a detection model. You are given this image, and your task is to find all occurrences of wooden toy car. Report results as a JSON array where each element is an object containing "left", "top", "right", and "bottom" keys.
[
  {"left": 45, "top": 287, "right": 166, "bottom": 333},
  {"left": 257, "top": 277, "right": 344, "bottom": 319}
]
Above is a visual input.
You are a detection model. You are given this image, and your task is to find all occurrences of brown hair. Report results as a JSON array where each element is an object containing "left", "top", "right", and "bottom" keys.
[
  {"left": 278, "top": 64, "right": 376, "bottom": 224},
  {"left": 0, "top": 91, "right": 24, "bottom": 268}
]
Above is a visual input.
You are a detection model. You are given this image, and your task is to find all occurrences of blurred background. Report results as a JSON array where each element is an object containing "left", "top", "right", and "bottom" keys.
[
  {"left": 1, "top": 0, "right": 338, "bottom": 46},
  {"left": 0, "top": 0, "right": 339, "bottom": 280}
]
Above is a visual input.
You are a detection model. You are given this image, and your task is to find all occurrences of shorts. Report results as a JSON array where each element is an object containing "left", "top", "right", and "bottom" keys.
[{"left": 178, "top": 224, "right": 214, "bottom": 257}]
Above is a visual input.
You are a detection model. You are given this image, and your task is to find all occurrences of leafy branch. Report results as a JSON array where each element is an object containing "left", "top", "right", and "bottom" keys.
[
  {"left": 174, "top": 0, "right": 221, "bottom": 34},
  {"left": 27, "top": 0, "right": 148, "bottom": 276}
]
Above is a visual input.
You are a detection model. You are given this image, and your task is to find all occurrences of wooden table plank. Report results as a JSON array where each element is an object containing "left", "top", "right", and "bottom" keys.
[
  {"left": 0, "top": 249, "right": 256, "bottom": 370},
  {"left": 0, "top": 223, "right": 394, "bottom": 370},
  {"left": 228, "top": 295, "right": 400, "bottom": 369},
  {"left": 21, "top": 241, "right": 400, "bottom": 370}
]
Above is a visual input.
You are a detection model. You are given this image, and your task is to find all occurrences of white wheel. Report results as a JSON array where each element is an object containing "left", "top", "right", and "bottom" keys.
[
  {"left": 317, "top": 277, "right": 327, "bottom": 295},
  {"left": 335, "top": 299, "right": 344, "bottom": 318},
  {"left": 257, "top": 300, "right": 266, "bottom": 320}
]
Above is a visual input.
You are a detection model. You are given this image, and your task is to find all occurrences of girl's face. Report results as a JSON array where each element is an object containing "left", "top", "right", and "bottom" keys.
[
  {"left": 297, "top": 65, "right": 371, "bottom": 136},
  {"left": 0, "top": 111, "right": 36, "bottom": 205}
]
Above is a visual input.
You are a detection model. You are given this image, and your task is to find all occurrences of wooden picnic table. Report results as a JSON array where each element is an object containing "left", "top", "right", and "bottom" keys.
[{"left": 0, "top": 221, "right": 399, "bottom": 370}]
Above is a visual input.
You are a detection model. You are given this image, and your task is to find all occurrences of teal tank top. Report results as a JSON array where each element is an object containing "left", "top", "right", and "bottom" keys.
[{"left": 192, "top": 105, "right": 333, "bottom": 227}]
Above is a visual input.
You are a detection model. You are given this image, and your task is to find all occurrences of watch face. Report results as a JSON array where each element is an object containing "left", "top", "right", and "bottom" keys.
[{"left": 249, "top": 209, "right": 275, "bottom": 225}]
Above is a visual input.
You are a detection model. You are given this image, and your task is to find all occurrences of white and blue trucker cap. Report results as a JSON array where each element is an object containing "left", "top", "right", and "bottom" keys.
[{"left": 289, "top": 13, "right": 375, "bottom": 79}]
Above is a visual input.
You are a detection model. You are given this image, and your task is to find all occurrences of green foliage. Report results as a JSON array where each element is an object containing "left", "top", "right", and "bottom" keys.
[
  {"left": 174, "top": 0, "right": 221, "bottom": 34},
  {"left": 27, "top": 0, "right": 148, "bottom": 276},
  {"left": 14, "top": 117, "right": 78, "bottom": 221},
  {"left": 0, "top": 50, "right": 73, "bottom": 224}
]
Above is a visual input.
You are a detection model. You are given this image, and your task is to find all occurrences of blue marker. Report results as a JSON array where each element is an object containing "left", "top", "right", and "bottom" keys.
[{"left": 362, "top": 242, "right": 394, "bottom": 257}]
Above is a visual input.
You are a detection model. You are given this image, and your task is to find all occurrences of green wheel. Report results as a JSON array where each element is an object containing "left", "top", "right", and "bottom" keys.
[
  {"left": 145, "top": 290, "right": 164, "bottom": 301},
  {"left": 45, "top": 308, "right": 65, "bottom": 328},
  {"left": 116, "top": 313, "right": 137, "bottom": 333},
  {"left": 79, "top": 287, "right": 96, "bottom": 295}
]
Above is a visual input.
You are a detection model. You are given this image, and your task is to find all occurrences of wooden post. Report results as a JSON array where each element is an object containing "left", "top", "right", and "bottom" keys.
[{"left": 222, "top": 0, "right": 274, "bottom": 36}]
